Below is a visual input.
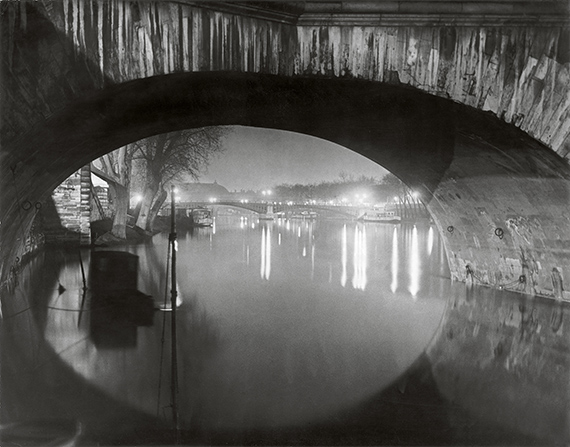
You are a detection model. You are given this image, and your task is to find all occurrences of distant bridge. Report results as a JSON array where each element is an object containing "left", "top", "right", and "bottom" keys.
[{"left": 176, "top": 201, "right": 362, "bottom": 218}]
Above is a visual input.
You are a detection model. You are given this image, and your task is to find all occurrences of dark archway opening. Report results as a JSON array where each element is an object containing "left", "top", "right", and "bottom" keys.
[{"left": 3, "top": 72, "right": 570, "bottom": 293}]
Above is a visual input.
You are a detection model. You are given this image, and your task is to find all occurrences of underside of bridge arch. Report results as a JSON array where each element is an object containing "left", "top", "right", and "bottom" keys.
[{"left": 2, "top": 72, "right": 570, "bottom": 298}]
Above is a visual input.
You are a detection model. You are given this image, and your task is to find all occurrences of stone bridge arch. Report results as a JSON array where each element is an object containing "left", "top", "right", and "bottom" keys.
[
  {"left": 3, "top": 70, "right": 570, "bottom": 299},
  {"left": 3, "top": 1, "right": 569, "bottom": 155},
  {"left": 1, "top": 1, "right": 570, "bottom": 299}
]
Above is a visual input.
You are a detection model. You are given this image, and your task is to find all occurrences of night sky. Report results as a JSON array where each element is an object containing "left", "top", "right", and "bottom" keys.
[{"left": 198, "top": 126, "right": 388, "bottom": 191}]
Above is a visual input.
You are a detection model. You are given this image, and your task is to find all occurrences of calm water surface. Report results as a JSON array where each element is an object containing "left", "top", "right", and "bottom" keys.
[{"left": 35, "top": 216, "right": 451, "bottom": 430}]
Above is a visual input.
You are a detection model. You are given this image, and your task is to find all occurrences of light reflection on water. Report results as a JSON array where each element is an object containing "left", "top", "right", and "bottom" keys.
[
  {"left": 352, "top": 224, "right": 367, "bottom": 290},
  {"left": 260, "top": 225, "right": 271, "bottom": 280},
  {"left": 391, "top": 226, "right": 398, "bottom": 293},
  {"left": 37, "top": 216, "right": 450, "bottom": 430},
  {"left": 409, "top": 225, "right": 420, "bottom": 298},
  {"left": 341, "top": 224, "right": 348, "bottom": 287}
]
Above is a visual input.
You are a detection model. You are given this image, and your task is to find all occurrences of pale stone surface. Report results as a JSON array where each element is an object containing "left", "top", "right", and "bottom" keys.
[
  {"left": 3, "top": 2, "right": 568, "bottom": 157},
  {"left": 27, "top": 1, "right": 570, "bottom": 158}
]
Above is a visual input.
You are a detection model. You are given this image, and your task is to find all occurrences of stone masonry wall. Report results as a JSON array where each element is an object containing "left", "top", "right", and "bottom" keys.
[
  {"left": 28, "top": 1, "right": 570, "bottom": 159},
  {"left": 43, "top": 167, "right": 91, "bottom": 245},
  {"left": 1, "top": 2, "right": 568, "bottom": 158}
]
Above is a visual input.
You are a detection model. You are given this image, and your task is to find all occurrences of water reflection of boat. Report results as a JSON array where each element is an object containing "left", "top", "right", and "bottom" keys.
[
  {"left": 90, "top": 289, "right": 155, "bottom": 348},
  {"left": 90, "top": 251, "right": 155, "bottom": 348},
  {"left": 358, "top": 211, "right": 401, "bottom": 223}
]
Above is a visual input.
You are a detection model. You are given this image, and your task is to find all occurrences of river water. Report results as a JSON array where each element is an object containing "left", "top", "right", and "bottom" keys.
[{"left": 16, "top": 216, "right": 453, "bottom": 432}]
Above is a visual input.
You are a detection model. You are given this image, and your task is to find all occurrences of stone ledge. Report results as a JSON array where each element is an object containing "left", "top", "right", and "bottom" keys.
[
  {"left": 297, "top": 13, "right": 570, "bottom": 26},
  {"left": 184, "top": 1, "right": 570, "bottom": 26}
]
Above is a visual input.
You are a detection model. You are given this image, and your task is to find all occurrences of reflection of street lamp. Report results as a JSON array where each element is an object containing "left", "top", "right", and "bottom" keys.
[{"left": 209, "top": 197, "right": 217, "bottom": 203}]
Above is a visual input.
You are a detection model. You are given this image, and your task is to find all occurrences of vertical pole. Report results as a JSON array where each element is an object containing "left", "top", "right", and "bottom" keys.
[
  {"left": 78, "top": 250, "right": 87, "bottom": 291},
  {"left": 170, "top": 185, "right": 180, "bottom": 442}
]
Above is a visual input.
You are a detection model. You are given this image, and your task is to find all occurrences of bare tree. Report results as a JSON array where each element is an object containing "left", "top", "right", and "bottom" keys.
[
  {"left": 91, "top": 145, "right": 135, "bottom": 239},
  {"left": 133, "top": 127, "right": 226, "bottom": 232}
]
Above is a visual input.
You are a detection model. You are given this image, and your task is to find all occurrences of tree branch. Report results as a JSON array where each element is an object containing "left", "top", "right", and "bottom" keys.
[{"left": 91, "top": 163, "right": 122, "bottom": 186}]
